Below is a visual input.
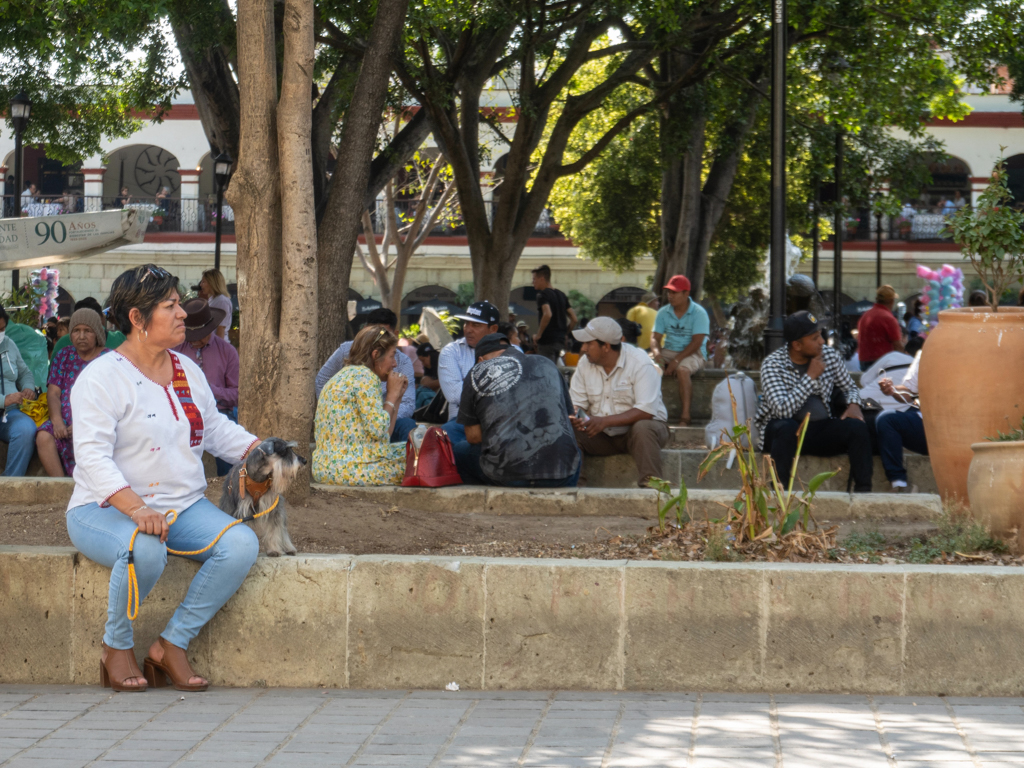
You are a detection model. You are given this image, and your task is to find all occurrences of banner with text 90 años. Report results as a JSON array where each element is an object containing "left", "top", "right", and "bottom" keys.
[{"left": 0, "top": 209, "right": 148, "bottom": 270}]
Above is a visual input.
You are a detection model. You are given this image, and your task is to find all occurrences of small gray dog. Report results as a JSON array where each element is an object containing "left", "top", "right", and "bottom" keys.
[{"left": 218, "top": 437, "right": 306, "bottom": 557}]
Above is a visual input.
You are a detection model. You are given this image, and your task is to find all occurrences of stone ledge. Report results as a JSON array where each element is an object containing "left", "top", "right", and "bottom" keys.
[
  {"left": 583, "top": 450, "right": 938, "bottom": 494},
  {"left": 316, "top": 484, "right": 941, "bottom": 521},
  {"left": 0, "top": 546, "right": 1019, "bottom": 696},
  {"left": 0, "top": 477, "right": 75, "bottom": 505}
]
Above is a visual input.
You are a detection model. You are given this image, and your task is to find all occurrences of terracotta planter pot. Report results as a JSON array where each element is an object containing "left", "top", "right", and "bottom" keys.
[
  {"left": 918, "top": 307, "right": 1024, "bottom": 502},
  {"left": 967, "top": 441, "right": 1024, "bottom": 545}
]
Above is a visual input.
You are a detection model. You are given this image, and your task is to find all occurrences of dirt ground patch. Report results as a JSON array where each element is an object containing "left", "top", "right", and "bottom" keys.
[{"left": 1, "top": 479, "right": 1018, "bottom": 566}]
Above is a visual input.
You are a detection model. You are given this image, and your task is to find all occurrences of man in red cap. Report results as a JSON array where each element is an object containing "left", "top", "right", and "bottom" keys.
[{"left": 650, "top": 275, "right": 710, "bottom": 425}]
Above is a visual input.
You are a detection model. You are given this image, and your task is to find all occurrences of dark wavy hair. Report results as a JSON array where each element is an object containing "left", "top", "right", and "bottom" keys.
[{"left": 108, "top": 264, "right": 179, "bottom": 337}]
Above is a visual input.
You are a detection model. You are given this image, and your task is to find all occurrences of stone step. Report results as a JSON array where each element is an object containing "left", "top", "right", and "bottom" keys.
[
  {"left": 583, "top": 448, "right": 937, "bottom": 495},
  {"left": 668, "top": 424, "right": 707, "bottom": 446},
  {"left": 316, "top": 484, "right": 941, "bottom": 522}
]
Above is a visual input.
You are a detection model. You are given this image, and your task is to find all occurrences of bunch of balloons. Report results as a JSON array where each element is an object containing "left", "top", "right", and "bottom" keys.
[
  {"left": 916, "top": 264, "right": 964, "bottom": 322},
  {"left": 29, "top": 267, "right": 60, "bottom": 320}
]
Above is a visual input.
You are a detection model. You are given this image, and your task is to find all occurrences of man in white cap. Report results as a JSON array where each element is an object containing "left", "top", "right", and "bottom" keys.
[{"left": 568, "top": 317, "right": 669, "bottom": 487}]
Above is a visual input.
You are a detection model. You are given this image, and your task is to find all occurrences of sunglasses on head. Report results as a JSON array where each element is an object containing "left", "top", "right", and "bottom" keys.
[{"left": 140, "top": 266, "right": 171, "bottom": 283}]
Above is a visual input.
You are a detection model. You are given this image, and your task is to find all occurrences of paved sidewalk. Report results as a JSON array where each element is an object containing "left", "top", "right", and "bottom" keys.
[{"left": 2, "top": 685, "right": 1024, "bottom": 767}]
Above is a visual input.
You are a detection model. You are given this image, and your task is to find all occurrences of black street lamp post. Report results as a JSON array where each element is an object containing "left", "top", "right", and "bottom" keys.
[
  {"left": 811, "top": 178, "right": 820, "bottom": 287},
  {"left": 833, "top": 130, "right": 844, "bottom": 330},
  {"left": 874, "top": 191, "right": 883, "bottom": 288},
  {"left": 9, "top": 91, "right": 31, "bottom": 291},
  {"left": 764, "top": 0, "right": 788, "bottom": 354},
  {"left": 213, "top": 152, "right": 234, "bottom": 272}
]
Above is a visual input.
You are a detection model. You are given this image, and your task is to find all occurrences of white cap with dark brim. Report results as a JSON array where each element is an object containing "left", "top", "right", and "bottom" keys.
[{"left": 572, "top": 316, "right": 623, "bottom": 344}]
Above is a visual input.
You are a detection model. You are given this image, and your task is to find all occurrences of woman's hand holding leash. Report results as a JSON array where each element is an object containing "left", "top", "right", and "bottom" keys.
[{"left": 131, "top": 505, "right": 169, "bottom": 543}]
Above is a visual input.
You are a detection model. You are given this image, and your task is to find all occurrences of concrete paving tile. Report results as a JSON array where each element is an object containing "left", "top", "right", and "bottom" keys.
[
  {"left": 780, "top": 757, "right": 890, "bottom": 768},
  {"left": 692, "top": 746, "right": 777, "bottom": 758},
  {"left": 690, "top": 758, "right": 776, "bottom": 768}
]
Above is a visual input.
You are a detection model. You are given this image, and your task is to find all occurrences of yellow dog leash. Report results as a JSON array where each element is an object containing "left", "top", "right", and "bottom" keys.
[{"left": 126, "top": 496, "right": 279, "bottom": 621}]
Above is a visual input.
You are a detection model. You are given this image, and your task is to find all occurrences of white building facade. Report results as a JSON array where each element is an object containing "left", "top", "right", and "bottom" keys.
[{"left": 0, "top": 90, "right": 1020, "bottom": 317}]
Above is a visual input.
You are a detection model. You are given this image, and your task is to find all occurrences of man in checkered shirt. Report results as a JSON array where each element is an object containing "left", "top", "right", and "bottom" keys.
[{"left": 755, "top": 311, "right": 873, "bottom": 492}]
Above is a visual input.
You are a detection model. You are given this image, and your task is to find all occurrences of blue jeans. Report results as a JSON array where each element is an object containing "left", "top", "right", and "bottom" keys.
[
  {"left": 453, "top": 439, "right": 581, "bottom": 487},
  {"left": 442, "top": 419, "right": 466, "bottom": 444},
  {"left": 1, "top": 409, "right": 37, "bottom": 476},
  {"left": 875, "top": 408, "right": 928, "bottom": 483},
  {"left": 391, "top": 417, "right": 416, "bottom": 444},
  {"left": 215, "top": 408, "right": 239, "bottom": 477},
  {"left": 66, "top": 497, "right": 259, "bottom": 651}
]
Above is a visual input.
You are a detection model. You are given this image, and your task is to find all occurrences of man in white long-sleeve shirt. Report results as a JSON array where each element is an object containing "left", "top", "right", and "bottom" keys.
[
  {"left": 439, "top": 301, "right": 500, "bottom": 442},
  {"left": 315, "top": 307, "right": 417, "bottom": 442}
]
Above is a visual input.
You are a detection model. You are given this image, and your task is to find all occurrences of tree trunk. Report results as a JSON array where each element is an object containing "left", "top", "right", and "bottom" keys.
[
  {"left": 233, "top": 0, "right": 282, "bottom": 447},
  {"left": 168, "top": 0, "right": 241, "bottom": 157},
  {"left": 655, "top": 79, "right": 765, "bottom": 299},
  {"left": 315, "top": 0, "right": 410, "bottom": 366},
  {"left": 654, "top": 80, "right": 706, "bottom": 298},
  {"left": 277, "top": 0, "right": 318, "bottom": 497},
  {"left": 687, "top": 84, "right": 764, "bottom": 297}
]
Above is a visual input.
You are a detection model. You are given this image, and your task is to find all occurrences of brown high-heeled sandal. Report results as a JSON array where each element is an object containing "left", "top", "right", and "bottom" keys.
[
  {"left": 143, "top": 637, "right": 209, "bottom": 691},
  {"left": 100, "top": 642, "right": 148, "bottom": 692}
]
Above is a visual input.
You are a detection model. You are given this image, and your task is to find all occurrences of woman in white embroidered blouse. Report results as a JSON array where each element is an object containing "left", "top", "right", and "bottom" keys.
[{"left": 67, "top": 264, "right": 260, "bottom": 693}]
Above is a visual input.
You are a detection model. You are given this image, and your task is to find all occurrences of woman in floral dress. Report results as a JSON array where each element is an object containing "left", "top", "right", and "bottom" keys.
[
  {"left": 313, "top": 324, "right": 413, "bottom": 486},
  {"left": 37, "top": 308, "right": 110, "bottom": 477}
]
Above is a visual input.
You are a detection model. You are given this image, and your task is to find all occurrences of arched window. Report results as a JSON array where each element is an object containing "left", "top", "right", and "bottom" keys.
[
  {"left": 596, "top": 286, "right": 647, "bottom": 320},
  {"left": 1005, "top": 154, "right": 1024, "bottom": 205},
  {"left": 921, "top": 156, "right": 971, "bottom": 211},
  {"left": 2, "top": 146, "right": 82, "bottom": 198},
  {"left": 102, "top": 145, "right": 181, "bottom": 200},
  {"left": 509, "top": 285, "right": 537, "bottom": 333},
  {"left": 400, "top": 285, "right": 461, "bottom": 326}
]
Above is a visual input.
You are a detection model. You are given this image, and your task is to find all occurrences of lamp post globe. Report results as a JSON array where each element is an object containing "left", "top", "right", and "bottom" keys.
[
  {"left": 214, "top": 152, "right": 233, "bottom": 189},
  {"left": 212, "top": 152, "right": 233, "bottom": 272},
  {"left": 9, "top": 91, "right": 31, "bottom": 133},
  {"left": 9, "top": 91, "right": 32, "bottom": 291}
]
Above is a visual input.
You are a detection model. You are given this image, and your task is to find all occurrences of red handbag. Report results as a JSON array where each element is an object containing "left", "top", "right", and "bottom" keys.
[{"left": 402, "top": 426, "right": 463, "bottom": 487}]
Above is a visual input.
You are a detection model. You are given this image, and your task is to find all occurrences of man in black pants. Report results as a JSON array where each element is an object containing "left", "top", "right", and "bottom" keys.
[{"left": 754, "top": 311, "right": 873, "bottom": 492}]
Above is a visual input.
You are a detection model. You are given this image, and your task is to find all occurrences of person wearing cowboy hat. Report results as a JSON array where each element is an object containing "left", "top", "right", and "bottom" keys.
[{"left": 173, "top": 298, "right": 239, "bottom": 476}]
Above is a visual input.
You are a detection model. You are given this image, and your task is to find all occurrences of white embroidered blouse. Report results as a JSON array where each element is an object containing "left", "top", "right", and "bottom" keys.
[{"left": 68, "top": 351, "right": 258, "bottom": 515}]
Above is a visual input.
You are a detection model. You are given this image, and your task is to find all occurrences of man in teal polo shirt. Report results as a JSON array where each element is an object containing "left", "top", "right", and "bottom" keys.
[{"left": 650, "top": 275, "right": 709, "bottom": 425}]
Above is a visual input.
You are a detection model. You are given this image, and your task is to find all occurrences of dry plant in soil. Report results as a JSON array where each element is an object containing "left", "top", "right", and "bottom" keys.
[{"left": 649, "top": 395, "right": 840, "bottom": 562}]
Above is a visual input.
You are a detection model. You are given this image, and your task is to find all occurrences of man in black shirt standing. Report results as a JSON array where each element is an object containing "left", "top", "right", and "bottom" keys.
[{"left": 532, "top": 265, "right": 577, "bottom": 362}]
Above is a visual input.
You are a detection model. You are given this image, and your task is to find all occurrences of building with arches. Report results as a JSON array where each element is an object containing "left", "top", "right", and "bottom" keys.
[{"left": 0, "top": 86, "right": 1021, "bottom": 313}]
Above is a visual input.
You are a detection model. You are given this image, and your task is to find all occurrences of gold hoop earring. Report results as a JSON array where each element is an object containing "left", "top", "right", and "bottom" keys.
[{"left": 142, "top": 328, "right": 148, "bottom": 340}]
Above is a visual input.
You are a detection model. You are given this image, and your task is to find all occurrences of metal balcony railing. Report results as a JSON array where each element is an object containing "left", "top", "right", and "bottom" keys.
[
  {"left": 1, "top": 195, "right": 236, "bottom": 235},
  {"left": 367, "top": 199, "right": 562, "bottom": 237}
]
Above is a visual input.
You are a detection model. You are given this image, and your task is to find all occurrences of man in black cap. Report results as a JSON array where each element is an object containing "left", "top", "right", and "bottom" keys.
[
  {"left": 438, "top": 300, "right": 500, "bottom": 442},
  {"left": 754, "top": 310, "right": 873, "bottom": 492},
  {"left": 453, "top": 333, "right": 580, "bottom": 486}
]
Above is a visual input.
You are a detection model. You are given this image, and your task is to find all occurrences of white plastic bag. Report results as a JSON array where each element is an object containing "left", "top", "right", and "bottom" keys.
[{"left": 704, "top": 373, "right": 759, "bottom": 450}]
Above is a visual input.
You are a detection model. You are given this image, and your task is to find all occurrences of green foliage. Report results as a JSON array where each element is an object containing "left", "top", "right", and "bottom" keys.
[
  {"left": 0, "top": 0, "right": 182, "bottom": 164},
  {"left": 843, "top": 530, "right": 886, "bottom": 556},
  {"left": 3, "top": 287, "right": 40, "bottom": 327},
  {"left": 455, "top": 283, "right": 475, "bottom": 308},
  {"left": 399, "top": 310, "right": 460, "bottom": 339},
  {"left": 907, "top": 502, "right": 1006, "bottom": 563},
  {"left": 986, "top": 416, "right": 1024, "bottom": 442},
  {"left": 700, "top": 408, "right": 838, "bottom": 545},
  {"left": 542, "top": 0, "right": 1007, "bottom": 299},
  {"left": 703, "top": 524, "right": 738, "bottom": 562},
  {"left": 548, "top": 104, "right": 661, "bottom": 272},
  {"left": 566, "top": 290, "right": 596, "bottom": 320},
  {"left": 646, "top": 476, "right": 688, "bottom": 534},
  {"left": 945, "top": 155, "right": 1024, "bottom": 311}
]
